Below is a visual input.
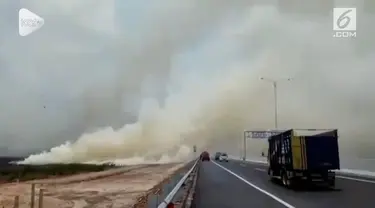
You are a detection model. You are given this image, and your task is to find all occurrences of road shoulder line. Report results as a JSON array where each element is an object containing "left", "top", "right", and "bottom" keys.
[
  {"left": 250, "top": 167, "right": 375, "bottom": 184},
  {"left": 212, "top": 161, "right": 295, "bottom": 208},
  {"left": 255, "top": 168, "right": 266, "bottom": 172},
  {"left": 336, "top": 176, "right": 375, "bottom": 184},
  {"left": 234, "top": 160, "right": 375, "bottom": 184}
]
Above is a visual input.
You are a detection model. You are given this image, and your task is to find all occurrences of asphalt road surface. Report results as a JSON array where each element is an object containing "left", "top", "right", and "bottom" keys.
[{"left": 192, "top": 160, "right": 375, "bottom": 208}]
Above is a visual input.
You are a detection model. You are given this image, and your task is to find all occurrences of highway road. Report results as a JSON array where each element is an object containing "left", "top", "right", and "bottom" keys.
[{"left": 192, "top": 160, "right": 375, "bottom": 208}]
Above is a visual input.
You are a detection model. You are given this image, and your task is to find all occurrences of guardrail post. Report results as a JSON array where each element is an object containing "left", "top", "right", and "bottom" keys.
[
  {"left": 155, "top": 187, "right": 162, "bottom": 205},
  {"left": 30, "top": 183, "right": 35, "bottom": 208},
  {"left": 38, "top": 189, "right": 44, "bottom": 208},
  {"left": 13, "top": 196, "right": 19, "bottom": 208}
]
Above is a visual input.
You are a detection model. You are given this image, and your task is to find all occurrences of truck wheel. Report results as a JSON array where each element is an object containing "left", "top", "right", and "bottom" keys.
[
  {"left": 268, "top": 168, "right": 272, "bottom": 176},
  {"left": 268, "top": 169, "right": 277, "bottom": 182},
  {"left": 328, "top": 179, "right": 335, "bottom": 188},
  {"left": 282, "top": 172, "right": 292, "bottom": 188}
]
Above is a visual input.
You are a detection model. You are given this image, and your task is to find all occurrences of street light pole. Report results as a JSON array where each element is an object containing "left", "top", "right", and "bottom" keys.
[
  {"left": 260, "top": 77, "right": 292, "bottom": 129},
  {"left": 273, "top": 81, "right": 278, "bottom": 129},
  {"left": 242, "top": 77, "right": 291, "bottom": 161}
]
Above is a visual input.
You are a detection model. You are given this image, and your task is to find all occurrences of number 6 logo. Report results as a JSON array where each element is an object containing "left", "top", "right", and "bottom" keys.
[
  {"left": 333, "top": 8, "right": 356, "bottom": 31},
  {"left": 337, "top": 9, "right": 352, "bottom": 29}
]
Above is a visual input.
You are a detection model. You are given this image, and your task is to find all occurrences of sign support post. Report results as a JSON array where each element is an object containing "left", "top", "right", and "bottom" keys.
[{"left": 243, "top": 130, "right": 283, "bottom": 161}]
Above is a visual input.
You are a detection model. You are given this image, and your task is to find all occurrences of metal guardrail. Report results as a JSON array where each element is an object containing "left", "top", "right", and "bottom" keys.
[{"left": 157, "top": 159, "right": 199, "bottom": 208}]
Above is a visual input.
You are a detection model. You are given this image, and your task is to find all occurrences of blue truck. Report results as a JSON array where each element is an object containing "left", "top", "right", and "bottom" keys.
[{"left": 267, "top": 129, "right": 340, "bottom": 188}]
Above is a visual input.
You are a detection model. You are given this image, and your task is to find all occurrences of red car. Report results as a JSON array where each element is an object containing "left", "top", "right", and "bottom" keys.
[{"left": 200, "top": 151, "right": 210, "bottom": 161}]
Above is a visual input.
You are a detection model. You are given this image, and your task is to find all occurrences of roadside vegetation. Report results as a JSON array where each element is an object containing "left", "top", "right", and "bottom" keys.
[{"left": 0, "top": 157, "right": 116, "bottom": 183}]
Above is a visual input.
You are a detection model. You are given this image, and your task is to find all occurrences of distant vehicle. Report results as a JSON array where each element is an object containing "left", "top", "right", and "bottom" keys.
[
  {"left": 200, "top": 151, "right": 210, "bottom": 162},
  {"left": 214, "top": 152, "right": 222, "bottom": 160},
  {"left": 267, "top": 129, "right": 339, "bottom": 188},
  {"left": 219, "top": 152, "right": 228, "bottom": 162}
]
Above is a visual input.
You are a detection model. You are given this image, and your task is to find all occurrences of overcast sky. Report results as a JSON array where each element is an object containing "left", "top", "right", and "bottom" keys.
[{"left": 0, "top": 0, "right": 252, "bottom": 155}]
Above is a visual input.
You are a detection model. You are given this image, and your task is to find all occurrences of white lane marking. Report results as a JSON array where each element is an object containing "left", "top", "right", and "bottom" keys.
[
  {"left": 212, "top": 161, "right": 295, "bottom": 208},
  {"left": 336, "top": 176, "right": 375, "bottom": 184},
  {"left": 255, "top": 168, "right": 266, "bottom": 172},
  {"left": 240, "top": 163, "right": 246, "bottom": 167}
]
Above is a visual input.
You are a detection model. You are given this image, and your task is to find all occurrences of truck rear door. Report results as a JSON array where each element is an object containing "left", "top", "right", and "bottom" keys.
[{"left": 305, "top": 136, "right": 340, "bottom": 170}]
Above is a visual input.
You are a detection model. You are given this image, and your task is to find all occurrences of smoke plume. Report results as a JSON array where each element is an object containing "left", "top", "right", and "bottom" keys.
[{"left": 0, "top": 1, "right": 374, "bottom": 168}]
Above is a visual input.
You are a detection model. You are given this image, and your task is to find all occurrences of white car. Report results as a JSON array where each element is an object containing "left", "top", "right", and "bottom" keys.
[{"left": 219, "top": 153, "right": 228, "bottom": 162}]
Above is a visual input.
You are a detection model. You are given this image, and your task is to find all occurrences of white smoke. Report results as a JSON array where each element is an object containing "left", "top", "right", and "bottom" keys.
[{"left": 1, "top": 1, "right": 375, "bottom": 166}]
